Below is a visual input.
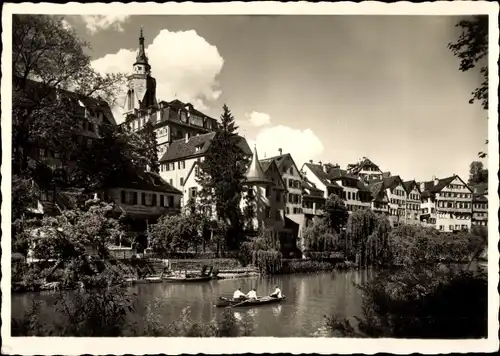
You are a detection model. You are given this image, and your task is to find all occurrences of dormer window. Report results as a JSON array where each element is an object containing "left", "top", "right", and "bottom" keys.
[{"left": 195, "top": 144, "right": 203, "bottom": 153}]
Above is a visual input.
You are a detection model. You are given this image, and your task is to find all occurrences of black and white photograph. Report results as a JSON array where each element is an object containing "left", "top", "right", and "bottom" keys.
[{"left": 1, "top": 2, "right": 498, "bottom": 355}]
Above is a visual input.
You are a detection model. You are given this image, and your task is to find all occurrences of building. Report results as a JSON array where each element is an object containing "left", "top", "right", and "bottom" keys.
[
  {"left": 259, "top": 149, "right": 304, "bottom": 215},
  {"left": 301, "top": 162, "right": 344, "bottom": 200},
  {"left": 419, "top": 175, "right": 473, "bottom": 232},
  {"left": 241, "top": 147, "right": 294, "bottom": 251},
  {"left": 121, "top": 28, "right": 218, "bottom": 157},
  {"left": 367, "top": 181, "right": 390, "bottom": 215},
  {"left": 403, "top": 180, "right": 422, "bottom": 225},
  {"left": 372, "top": 176, "right": 407, "bottom": 227},
  {"left": 326, "top": 165, "right": 372, "bottom": 213},
  {"left": 158, "top": 132, "right": 252, "bottom": 206},
  {"left": 346, "top": 157, "right": 384, "bottom": 183},
  {"left": 471, "top": 183, "right": 488, "bottom": 227}
]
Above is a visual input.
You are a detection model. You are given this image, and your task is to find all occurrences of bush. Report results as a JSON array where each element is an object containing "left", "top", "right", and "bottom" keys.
[
  {"left": 281, "top": 259, "right": 335, "bottom": 274},
  {"left": 325, "top": 268, "right": 487, "bottom": 338}
]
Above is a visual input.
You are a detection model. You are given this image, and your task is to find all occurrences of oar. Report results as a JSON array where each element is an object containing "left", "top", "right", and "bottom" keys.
[{"left": 226, "top": 299, "right": 248, "bottom": 308}]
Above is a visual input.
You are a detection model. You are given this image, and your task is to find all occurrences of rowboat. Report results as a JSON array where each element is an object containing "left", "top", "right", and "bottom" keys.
[
  {"left": 162, "top": 275, "right": 213, "bottom": 282},
  {"left": 215, "top": 296, "right": 286, "bottom": 308}
]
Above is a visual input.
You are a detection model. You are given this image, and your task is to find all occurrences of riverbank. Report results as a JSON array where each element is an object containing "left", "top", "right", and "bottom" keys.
[{"left": 12, "top": 256, "right": 362, "bottom": 293}]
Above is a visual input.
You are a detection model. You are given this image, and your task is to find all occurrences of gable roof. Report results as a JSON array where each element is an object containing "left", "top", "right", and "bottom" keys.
[
  {"left": 112, "top": 170, "right": 182, "bottom": 195},
  {"left": 302, "top": 163, "right": 342, "bottom": 189},
  {"left": 471, "top": 183, "right": 488, "bottom": 195},
  {"left": 347, "top": 157, "right": 381, "bottom": 174},
  {"left": 260, "top": 153, "right": 302, "bottom": 178},
  {"left": 376, "top": 175, "right": 405, "bottom": 192},
  {"left": 159, "top": 133, "right": 252, "bottom": 162},
  {"left": 403, "top": 180, "right": 421, "bottom": 194},
  {"left": 420, "top": 175, "right": 472, "bottom": 198}
]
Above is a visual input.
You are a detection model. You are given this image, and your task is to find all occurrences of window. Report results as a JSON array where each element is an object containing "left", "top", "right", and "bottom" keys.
[
  {"left": 169, "top": 179, "right": 173, "bottom": 186},
  {"left": 276, "top": 191, "right": 281, "bottom": 202},
  {"left": 285, "top": 207, "right": 289, "bottom": 214},
  {"left": 180, "top": 177, "right": 184, "bottom": 186},
  {"left": 189, "top": 187, "right": 197, "bottom": 198},
  {"left": 195, "top": 166, "right": 200, "bottom": 177},
  {"left": 265, "top": 186, "right": 270, "bottom": 197},
  {"left": 289, "top": 167, "right": 294, "bottom": 175},
  {"left": 265, "top": 206, "right": 271, "bottom": 218},
  {"left": 39, "top": 148, "right": 46, "bottom": 157},
  {"left": 275, "top": 210, "right": 281, "bottom": 220},
  {"left": 449, "top": 225, "right": 454, "bottom": 231}
]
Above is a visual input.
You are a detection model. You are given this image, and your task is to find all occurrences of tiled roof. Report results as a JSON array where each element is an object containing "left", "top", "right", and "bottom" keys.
[
  {"left": 403, "top": 180, "right": 421, "bottom": 194},
  {"left": 347, "top": 157, "right": 381, "bottom": 174},
  {"left": 471, "top": 183, "right": 488, "bottom": 195},
  {"left": 473, "top": 194, "right": 488, "bottom": 202},
  {"left": 112, "top": 170, "right": 182, "bottom": 194},
  {"left": 421, "top": 176, "right": 457, "bottom": 193},
  {"left": 378, "top": 175, "right": 404, "bottom": 191},
  {"left": 15, "top": 78, "right": 117, "bottom": 126},
  {"left": 259, "top": 159, "right": 273, "bottom": 172},
  {"left": 159, "top": 133, "right": 251, "bottom": 162},
  {"left": 303, "top": 163, "right": 342, "bottom": 188}
]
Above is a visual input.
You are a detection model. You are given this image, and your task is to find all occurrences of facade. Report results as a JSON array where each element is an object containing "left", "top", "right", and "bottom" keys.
[
  {"left": 403, "top": 180, "right": 422, "bottom": 225},
  {"left": 158, "top": 132, "right": 252, "bottom": 206},
  {"left": 260, "top": 151, "right": 303, "bottom": 215},
  {"left": 374, "top": 176, "right": 407, "bottom": 227},
  {"left": 367, "top": 181, "right": 390, "bottom": 215},
  {"left": 122, "top": 29, "right": 218, "bottom": 157},
  {"left": 471, "top": 183, "right": 488, "bottom": 227},
  {"left": 326, "top": 166, "right": 372, "bottom": 213},
  {"left": 346, "top": 157, "right": 384, "bottom": 183},
  {"left": 301, "top": 162, "right": 344, "bottom": 200},
  {"left": 420, "top": 175, "right": 473, "bottom": 232},
  {"left": 241, "top": 147, "right": 294, "bottom": 251}
]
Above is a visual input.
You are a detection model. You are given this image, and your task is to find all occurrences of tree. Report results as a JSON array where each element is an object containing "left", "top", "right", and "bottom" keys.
[
  {"left": 139, "top": 121, "right": 159, "bottom": 173},
  {"left": 468, "top": 161, "right": 488, "bottom": 185},
  {"left": 12, "top": 14, "right": 125, "bottom": 180},
  {"left": 345, "top": 209, "right": 391, "bottom": 266},
  {"left": 241, "top": 228, "right": 282, "bottom": 274},
  {"left": 448, "top": 15, "right": 488, "bottom": 158},
  {"left": 322, "top": 194, "right": 349, "bottom": 233},
  {"left": 197, "top": 104, "right": 248, "bottom": 249},
  {"left": 148, "top": 214, "right": 200, "bottom": 256},
  {"left": 302, "top": 217, "right": 340, "bottom": 259}
]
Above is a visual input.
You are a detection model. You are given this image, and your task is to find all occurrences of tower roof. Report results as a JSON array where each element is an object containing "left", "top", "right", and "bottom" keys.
[
  {"left": 135, "top": 26, "right": 149, "bottom": 66},
  {"left": 245, "top": 146, "right": 273, "bottom": 185}
]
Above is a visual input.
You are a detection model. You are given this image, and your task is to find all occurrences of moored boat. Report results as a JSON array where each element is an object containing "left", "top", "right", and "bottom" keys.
[
  {"left": 162, "top": 275, "right": 213, "bottom": 282},
  {"left": 215, "top": 296, "right": 286, "bottom": 308}
]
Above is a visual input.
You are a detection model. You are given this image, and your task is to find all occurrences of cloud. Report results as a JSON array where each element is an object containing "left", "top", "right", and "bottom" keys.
[
  {"left": 81, "top": 15, "right": 131, "bottom": 34},
  {"left": 245, "top": 111, "right": 271, "bottom": 127},
  {"left": 248, "top": 125, "right": 324, "bottom": 167},
  {"left": 61, "top": 19, "right": 73, "bottom": 30},
  {"left": 91, "top": 29, "right": 224, "bottom": 123}
]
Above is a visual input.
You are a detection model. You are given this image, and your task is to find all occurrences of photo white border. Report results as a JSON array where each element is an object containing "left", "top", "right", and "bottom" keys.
[{"left": 2, "top": 2, "right": 499, "bottom": 355}]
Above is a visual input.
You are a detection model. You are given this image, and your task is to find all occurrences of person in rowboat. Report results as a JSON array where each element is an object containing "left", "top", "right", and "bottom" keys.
[
  {"left": 246, "top": 288, "right": 258, "bottom": 300},
  {"left": 270, "top": 285, "right": 282, "bottom": 298},
  {"left": 233, "top": 288, "right": 247, "bottom": 301}
]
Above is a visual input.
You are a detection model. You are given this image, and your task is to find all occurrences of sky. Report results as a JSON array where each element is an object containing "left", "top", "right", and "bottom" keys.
[{"left": 61, "top": 14, "right": 488, "bottom": 182}]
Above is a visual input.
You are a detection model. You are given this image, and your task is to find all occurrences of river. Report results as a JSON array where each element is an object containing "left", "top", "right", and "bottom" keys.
[{"left": 11, "top": 269, "right": 376, "bottom": 337}]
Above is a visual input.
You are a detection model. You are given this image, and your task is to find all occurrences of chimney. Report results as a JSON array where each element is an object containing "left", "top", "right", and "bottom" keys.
[
  {"left": 420, "top": 182, "right": 425, "bottom": 192},
  {"left": 309, "top": 160, "right": 313, "bottom": 164},
  {"left": 433, "top": 176, "right": 438, "bottom": 186},
  {"left": 184, "top": 132, "right": 189, "bottom": 143},
  {"left": 318, "top": 161, "right": 322, "bottom": 165},
  {"left": 278, "top": 148, "right": 282, "bottom": 156},
  {"left": 322, "top": 163, "right": 329, "bottom": 174}
]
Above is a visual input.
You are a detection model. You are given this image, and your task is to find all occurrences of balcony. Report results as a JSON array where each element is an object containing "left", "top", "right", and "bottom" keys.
[
  {"left": 302, "top": 207, "right": 323, "bottom": 216},
  {"left": 437, "top": 206, "right": 471, "bottom": 214}
]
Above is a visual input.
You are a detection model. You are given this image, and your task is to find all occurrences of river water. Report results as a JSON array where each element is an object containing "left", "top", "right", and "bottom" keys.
[{"left": 11, "top": 269, "right": 376, "bottom": 337}]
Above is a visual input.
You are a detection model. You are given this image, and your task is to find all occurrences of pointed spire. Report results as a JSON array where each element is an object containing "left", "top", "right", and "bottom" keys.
[
  {"left": 135, "top": 26, "right": 148, "bottom": 66},
  {"left": 245, "top": 145, "right": 272, "bottom": 185}
]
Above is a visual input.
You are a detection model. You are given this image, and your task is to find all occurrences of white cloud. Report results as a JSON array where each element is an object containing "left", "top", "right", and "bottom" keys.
[
  {"left": 245, "top": 111, "right": 271, "bottom": 127},
  {"left": 61, "top": 19, "right": 73, "bottom": 30},
  {"left": 91, "top": 29, "right": 224, "bottom": 123},
  {"left": 81, "top": 15, "right": 130, "bottom": 34},
  {"left": 248, "top": 125, "right": 324, "bottom": 167}
]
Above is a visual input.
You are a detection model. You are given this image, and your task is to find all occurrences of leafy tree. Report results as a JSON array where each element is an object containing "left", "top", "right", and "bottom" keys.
[
  {"left": 139, "top": 121, "right": 159, "bottom": 173},
  {"left": 13, "top": 15, "right": 125, "bottom": 175},
  {"left": 12, "top": 175, "right": 40, "bottom": 221},
  {"left": 345, "top": 209, "right": 391, "bottom": 266},
  {"left": 302, "top": 217, "right": 340, "bottom": 258},
  {"left": 149, "top": 214, "right": 200, "bottom": 256},
  {"left": 448, "top": 15, "right": 488, "bottom": 158},
  {"left": 322, "top": 194, "right": 349, "bottom": 233},
  {"left": 468, "top": 161, "right": 488, "bottom": 185},
  {"left": 241, "top": 228, "right": 282, "bottom": 274},
  {"left": 197, "top": 104, "right": 248, "bottom": 249}
]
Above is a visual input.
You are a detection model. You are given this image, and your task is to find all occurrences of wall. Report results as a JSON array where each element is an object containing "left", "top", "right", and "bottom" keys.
[
  {"left": 159, "top": 156, "right": 198, "bottom": 191},
  {"left": 108, "top": 188, "right": 181, "bottom": 218},
  {"left": 434, "top": 177, "right": 472, "bottom": 232},
  {"left": 279, "top": 156, "right": 303, "bottom": 214},
  {"left": 405, "top": 187, "right": 421, "bottom": 225},
  {"left": 387, "top": 184, "right": 407, "bottom": 227}
]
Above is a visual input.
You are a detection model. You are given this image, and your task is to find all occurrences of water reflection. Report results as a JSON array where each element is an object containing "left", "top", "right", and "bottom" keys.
[{"left": 12, "top": 270, "right": 372, "bottom": 337}]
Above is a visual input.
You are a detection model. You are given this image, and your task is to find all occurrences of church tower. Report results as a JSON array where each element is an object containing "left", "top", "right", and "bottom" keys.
[{"left": 125, "top": 27, "right": 158, "bottom": 115}]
